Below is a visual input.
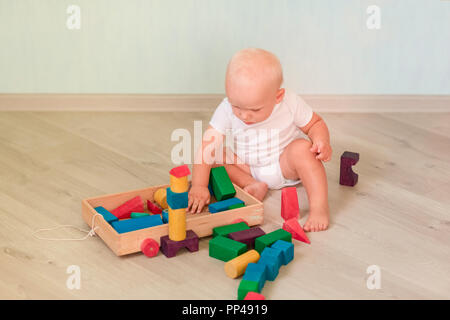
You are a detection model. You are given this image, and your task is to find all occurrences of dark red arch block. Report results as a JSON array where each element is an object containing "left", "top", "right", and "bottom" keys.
[
  {"left": 160, "top": 230, "right": 199, "bottom": 258},
  {"left": 340, "top": 151, "right": 359, "bottom": 187}
]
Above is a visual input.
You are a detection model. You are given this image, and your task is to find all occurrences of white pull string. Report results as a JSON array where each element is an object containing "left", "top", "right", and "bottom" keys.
[{"left": 32, "top": 213, "right": 102, "bottom": 241}]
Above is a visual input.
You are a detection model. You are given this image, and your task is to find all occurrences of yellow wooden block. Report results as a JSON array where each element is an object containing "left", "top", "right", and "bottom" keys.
[
  {"left": 170, "top": 175, "right": 189, "bottom": 193},
  {"left": 154, "top": 188, "right": 168, "bottom": 209},
  {"left": 168, "top": 207, "right": 186, "bottom": 241},
  {"left": 224, "top": 249, "right": 260, "bottom": 279}
]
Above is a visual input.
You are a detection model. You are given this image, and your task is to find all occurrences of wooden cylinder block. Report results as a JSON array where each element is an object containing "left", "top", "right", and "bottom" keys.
[
  {"left": 153, "top": 188, "right": 168, "bottom": 209},
  {"left": 170, "top": 175, "right": 189, "bottom": 193},
  {"left": 224, "top": 249, "right": 260, "bottom": 279},
  {"left": 168, "top": 207, "right": 186, "bottom": 241}
]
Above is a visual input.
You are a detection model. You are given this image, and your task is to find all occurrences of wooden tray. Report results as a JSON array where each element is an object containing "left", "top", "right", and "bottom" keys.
[{"left": 81, "top": 183, "right": 264, "bottom": 256}]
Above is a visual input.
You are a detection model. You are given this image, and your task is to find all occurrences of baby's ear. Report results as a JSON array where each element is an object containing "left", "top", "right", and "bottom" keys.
[{"left": 276, "top": 88, "right": 285, "bottom": 102}]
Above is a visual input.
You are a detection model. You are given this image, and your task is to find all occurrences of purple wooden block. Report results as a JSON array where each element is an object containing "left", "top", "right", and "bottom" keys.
[
  {"left": 160, "top": 230, "right": 199, "bottom": 258},
  {"left": 340, "top": 151, "right": 359, "bottom": 186},
  {"left": 228, "top": 227, "right": 266, "bottom": 249}
]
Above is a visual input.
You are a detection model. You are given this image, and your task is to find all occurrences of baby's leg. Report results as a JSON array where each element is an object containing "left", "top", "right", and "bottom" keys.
[
  {"left": 213, "top": 147, "right": 268, "bottom": 201},
  {"left": 279, "top": 139, "right": 329, "bottom": 232}
]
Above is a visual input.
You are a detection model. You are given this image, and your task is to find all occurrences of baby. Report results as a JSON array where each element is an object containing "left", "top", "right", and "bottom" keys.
[{"left": 187, "top": 48, "right": 331, "bottom": 232}]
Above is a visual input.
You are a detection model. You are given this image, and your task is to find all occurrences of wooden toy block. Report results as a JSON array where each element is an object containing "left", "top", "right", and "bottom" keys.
[
  {"left": 271, "top": 240, "right": 294, "bottom": 265},
  {"left": 130, "top": 212, "right": 150, "bottom": 218},
  {"left": 212, "top": 222, "right": 249, "bottom": 238},
  {"left": 166, "top": 187, "right": 189, "bottom": 210},
  {"left": 261, "top": 247, "right": 283, "bottom": 271},
  {"left": 170, "top": 175, "right": 189, "bottom": 193},
  {"left": 281, "top": 187, "right": 300, "bottom": 221},
  {"left": 257, "top": 254, "right": 279, "bottom": 281},
  {"left": 209, "top": 166, "right": 236, "bottom": 201},
  {"left": 254, "top": 229, "right": 292, "bottom": 253},
  {"left": 244, "top": 292, "right": 265, "bottom": 300},
  {"left": 168, "top": 207, "right": 186, "bottom": 241},
  {"left": 228, "top": 227, "right": 266, "bottom": 249},
  {"left": 340, "top": 151, "right": 359, "bottom": 186},
  {"left": 282, "top": 218, "right": 310, "bottom": 244},
  {"left": 238, "top": 280, "right": 260, "bottom": 300},
  {"left": 231, "top": 218, "right": 248, "bottom": 226},
  {"left": 169, "top": 164, "right": 191, "bottom": 178},
  {"left": 140, "top": 238, "right": 159, "bottom": 257},
  {"left": 229, "top": 203, "right": 245, "bottom": 210},
  {"left": 153, "top": 188, "right": 168, "bottom": 210},
  {"left": 224, "top": 249, "right": 260, "bottom": 279},
  {"left": 243, "top": 262, "right": 266, "bottom": 292},
  {"left": 111, "top": 215, "right": 163, "bottom": 234},
  {"left": 94, "top": 206, "right": 118, "bottom": 224},
  {"left": 208, "top": 184, "right": 214, "bottom": 196},
  {"left": 147, "top": 200, "right": 162, "bottom": 214},
  {"left": 162, "top": 209, "right": 169, "bottom": 223},
  {"left": 209, "top": 197, "right": 245, "bottom": 213},
  {"left": 160, "top": 230, "right": 199, "bottom": 258},
  {"left": 209, "top": 236, "right": 248, "bottom": 262},
  {"left": 111, "top": 195, "right": 144, "bottom": 219},
  {"left": 81, "top": 182, "right": 264, "bottom": 257}
]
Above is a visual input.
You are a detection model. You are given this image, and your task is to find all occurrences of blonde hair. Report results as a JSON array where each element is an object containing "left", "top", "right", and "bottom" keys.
[{"left": 226, "top": 48, "right": 283, "bottom": 90}]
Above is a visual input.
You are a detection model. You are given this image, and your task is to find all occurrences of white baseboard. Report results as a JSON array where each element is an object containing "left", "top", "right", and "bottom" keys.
[{"left": 0, "top": 94, "right": 449, "bottom": 112}]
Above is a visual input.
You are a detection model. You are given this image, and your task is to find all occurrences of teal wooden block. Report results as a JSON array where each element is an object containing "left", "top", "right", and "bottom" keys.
[
  {"left": 162, "top": 209, "right": 169, "bottom": 224},
  {"left": 208, "top": 197, "right": 244, "bottom": 213},
  {"left": 257, "top": 247, "right": 283, "bottom": 281},
  {"left": 271, "top": 240, "right": 294, "bottom": 265},
  {"left": 111, "top": 215, "right": 163, "bottom": 234},
  {"left": 94, "top": 206, "right": 118, "bottom": 224},
  {"left": 166, "top": 187, "right": 188, "bottom": 209},
  {"left": 243, "top": 263, "right": 266, "bottom": 292}
]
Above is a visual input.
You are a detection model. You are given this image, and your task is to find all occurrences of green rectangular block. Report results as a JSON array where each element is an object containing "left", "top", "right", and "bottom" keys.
[
  {"left": 209, "top": 236, "right": 248, "bottom": 262},
  {"left": 238, "top": 280, "right": 260, "bottom": 300},
  {"left": 229, "top": 203, "right": 245, "bottom": 210},
  {"left": 130, "top": 212, "right": 150, "bottom": 218},
  {"left": 255, "top": 229, "right": 292, "bottom": 253},
  {"left": 209, "top": 166, "right": 236, "bottom": 201},
  {"left": 212, "top": 222, "right": 250, "bottom": 238}
]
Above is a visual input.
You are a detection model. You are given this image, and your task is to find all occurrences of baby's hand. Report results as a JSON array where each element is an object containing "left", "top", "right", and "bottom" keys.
[
  {"left": 187, "top": 185, "right": 210, "bottom": 213},
  {"left": 310, "top": 140, "right": 332, "bottom": 162}
]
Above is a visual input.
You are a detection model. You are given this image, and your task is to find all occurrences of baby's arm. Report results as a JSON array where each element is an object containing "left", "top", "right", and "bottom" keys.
[
  {"left": 300, "top": 112, "right": 332, "bottom": 162},
  {"left": 187, "top": 125, "right": 225, "bottom": 213}
]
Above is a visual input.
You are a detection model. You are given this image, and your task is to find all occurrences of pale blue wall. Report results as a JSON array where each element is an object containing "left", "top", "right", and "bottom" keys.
[{"left": 0, "top": 0, "right": 449, "bottom": 94}]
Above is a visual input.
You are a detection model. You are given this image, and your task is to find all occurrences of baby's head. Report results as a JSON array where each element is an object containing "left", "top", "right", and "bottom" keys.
[{"left": 225, "top": 48, "right": 285, "bottom": 125}]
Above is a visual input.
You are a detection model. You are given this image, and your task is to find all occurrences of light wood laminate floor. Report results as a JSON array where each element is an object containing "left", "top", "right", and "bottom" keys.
[{"left": 0, "top": 111, "right": 449, "bottom": 299}]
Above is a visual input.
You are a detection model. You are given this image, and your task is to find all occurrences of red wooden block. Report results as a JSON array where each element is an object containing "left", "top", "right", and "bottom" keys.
[
  {"left": 281, "top": 187, "right": 300, "bottom": 221},
  {"left": 340, "top": 151, "right": 359, "bottom": 187},
  {"left": 140, "top": 238, "right": 159, "bottom": 257},
  {"left": 147, "top": 200, "right": 162, "bottom": 214},
  {"left": 282, "top": 218, "right": 310, "bottom": 244},
  {"left": 111, "top": 196, "right": 144, "bottom": 219},
  {"left": 231, "top": 218, "right": 248, "bottom": 226},
  {"left": 169, "top": 164, "right": 191, "bottom": 178},
  {"left": 244, "top": 292, "right": 266, "bottom": 300}
]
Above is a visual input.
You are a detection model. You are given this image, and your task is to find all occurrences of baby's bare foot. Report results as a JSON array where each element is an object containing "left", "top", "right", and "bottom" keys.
[
  {"left": 243, "top": 181, "right": 268, "bottom": 202},
  {"left": 303, "top": 207, "right": 329, "bottom": 232}
]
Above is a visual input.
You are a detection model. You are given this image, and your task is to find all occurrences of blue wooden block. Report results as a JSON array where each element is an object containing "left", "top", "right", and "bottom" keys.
[
  {"left": 94, "top": 206, "right": 118, "bottom": 224},
  {"left": 257, "top": 247, "right": 283, "bottom": 281},
  {"left": 162, "top": 209, "right": 169, "bottom": 224},
  {"left": 208, "top": 184, "right": 214, "bottom": 196},
  {"left": 111, "top": 215, "right": 163, "bottom": 234},
  {"left": 271, "top": 240, "right": 294, "bottom": 265},
  {"left": 208, "top": 197, "right": 244, "bottom": 213},
  {"left": 166, "top": 187, "right": 188, "bottom": 209},
  {"left": 243, "top": 263, "right": 266, "bottom": 292}
]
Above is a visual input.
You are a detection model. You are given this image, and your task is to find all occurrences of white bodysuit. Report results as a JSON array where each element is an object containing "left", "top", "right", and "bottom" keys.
[{"left": 209, "top": 89, "right": 313, "bottom": 189}]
